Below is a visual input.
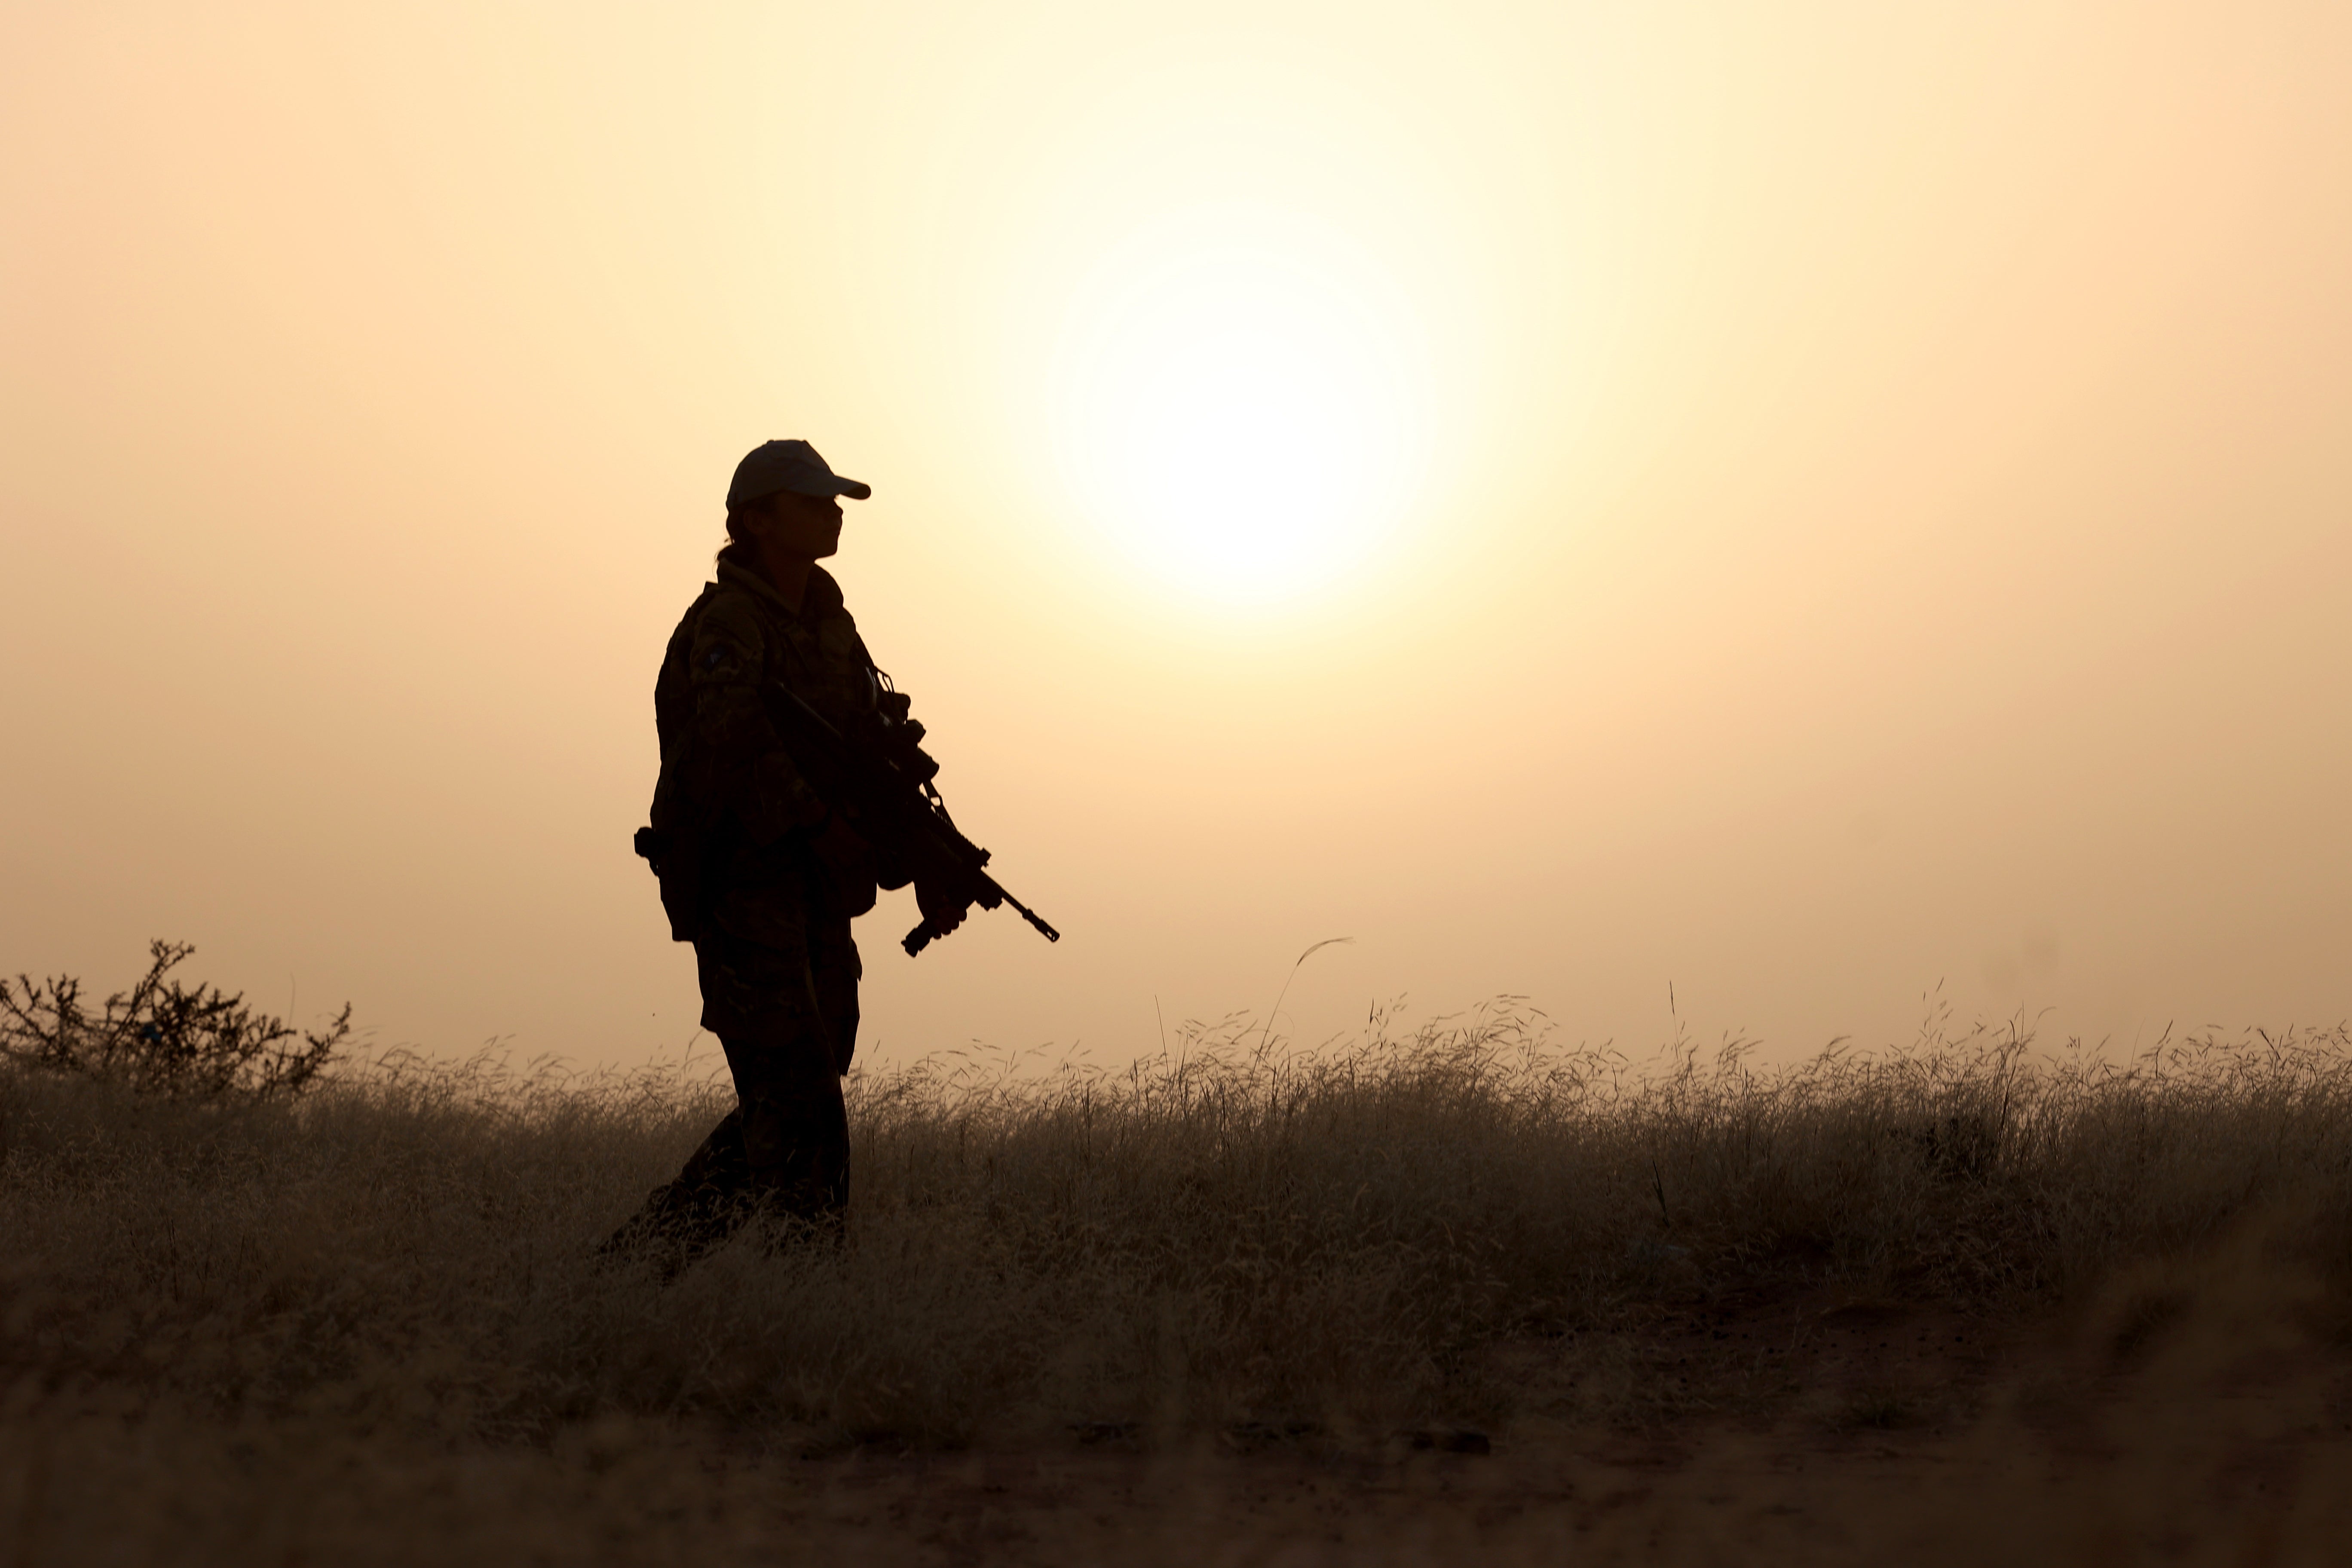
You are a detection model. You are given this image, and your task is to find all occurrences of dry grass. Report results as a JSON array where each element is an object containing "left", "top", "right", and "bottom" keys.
[{"left": 6, "top": 999, "right": 2352, "bottom": 1562}]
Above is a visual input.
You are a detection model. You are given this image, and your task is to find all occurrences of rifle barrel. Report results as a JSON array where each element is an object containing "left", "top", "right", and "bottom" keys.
[{"left": 1001, "top": 891, "right": 1060, "bottom": 943}]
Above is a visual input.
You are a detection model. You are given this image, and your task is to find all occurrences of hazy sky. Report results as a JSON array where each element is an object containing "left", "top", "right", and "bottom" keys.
[{"left": 5, "top": 0, "right": 2346, "bottom": 1071}]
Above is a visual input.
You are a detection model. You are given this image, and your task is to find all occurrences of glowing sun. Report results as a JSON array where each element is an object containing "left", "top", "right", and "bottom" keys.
[{"left": 1051, "top": 211, "right": 1433, "bottom": 606}]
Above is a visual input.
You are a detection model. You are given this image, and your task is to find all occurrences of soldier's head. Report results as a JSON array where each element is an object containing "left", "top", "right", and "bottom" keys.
[{"left": 722, "top": 440, "right": 870, "bottom": 564}]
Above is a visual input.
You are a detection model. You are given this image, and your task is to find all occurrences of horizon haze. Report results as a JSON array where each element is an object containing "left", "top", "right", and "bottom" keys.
[{"left": 3, "top": 0, "right": 2347, "bottom": 1070}]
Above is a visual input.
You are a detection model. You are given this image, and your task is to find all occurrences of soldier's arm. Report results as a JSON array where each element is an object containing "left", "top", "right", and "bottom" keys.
[
  {"left": 689, "top": 594, "right": 829, "bottom": 844},
  {"left": 847, "top": 640, "right": 970, "bottom": 930}
]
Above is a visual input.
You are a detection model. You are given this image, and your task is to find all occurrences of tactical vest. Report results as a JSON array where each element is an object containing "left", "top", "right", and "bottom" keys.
[{"left": 637, "top": 564, "right": 882, "bottom": 941}]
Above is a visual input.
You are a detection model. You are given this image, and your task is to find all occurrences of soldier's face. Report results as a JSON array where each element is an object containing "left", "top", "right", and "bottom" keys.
[{"left": 761, "top": 490, "right": 845, "bottom": 559}]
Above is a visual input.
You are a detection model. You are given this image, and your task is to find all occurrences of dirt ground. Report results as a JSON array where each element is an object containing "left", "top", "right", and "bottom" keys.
[
  {"left": 10, "top": 1272, "right": 2350, "bottom": 1567},
  {"left": 730, "top": 1277, "right": 2352, "bottom": 1565}
]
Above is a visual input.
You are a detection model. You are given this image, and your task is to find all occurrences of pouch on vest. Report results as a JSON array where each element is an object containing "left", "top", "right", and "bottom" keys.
[{"left": 634, "top": 825, "right": 707, "bottom": 943}]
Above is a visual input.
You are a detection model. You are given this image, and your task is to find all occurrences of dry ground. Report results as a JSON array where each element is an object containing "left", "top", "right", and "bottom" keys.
[{"left": 6, "top": 1002, "right": 2352, "bottom": 1563}]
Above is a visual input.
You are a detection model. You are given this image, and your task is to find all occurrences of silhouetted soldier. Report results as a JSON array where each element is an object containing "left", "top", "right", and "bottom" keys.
[{"left": 603, "top": 440, "right": 969, "bottom": 1270}]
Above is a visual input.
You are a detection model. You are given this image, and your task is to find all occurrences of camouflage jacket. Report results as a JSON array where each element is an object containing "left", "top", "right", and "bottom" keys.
[{"left": 646, "top": 554, "right": 888, "bottom": 940}]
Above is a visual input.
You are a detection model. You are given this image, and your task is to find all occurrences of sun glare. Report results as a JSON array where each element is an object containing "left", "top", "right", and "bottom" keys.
[{"left": 1051, "top": 212, "right": 1433, "bottom": 606}]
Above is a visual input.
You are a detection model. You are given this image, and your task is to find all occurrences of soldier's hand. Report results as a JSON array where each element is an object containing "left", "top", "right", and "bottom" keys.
[{"left": 916, "top": 878, "right": 970, "bottom": 937}]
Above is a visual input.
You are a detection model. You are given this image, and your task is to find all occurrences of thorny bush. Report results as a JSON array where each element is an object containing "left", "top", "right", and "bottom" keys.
[{"left": 1, "top": 939, "right": 351, "bottom": 1100}]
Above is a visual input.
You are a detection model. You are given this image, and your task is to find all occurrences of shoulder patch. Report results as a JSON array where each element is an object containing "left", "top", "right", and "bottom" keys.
[{"left": 689, "top": 591, "right": 766, "bottom": 685}]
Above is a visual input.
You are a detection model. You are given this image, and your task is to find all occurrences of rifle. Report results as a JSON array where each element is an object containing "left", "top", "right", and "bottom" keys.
[{"left": 761, "top": 681, "right": 1060, "bottom": 957}]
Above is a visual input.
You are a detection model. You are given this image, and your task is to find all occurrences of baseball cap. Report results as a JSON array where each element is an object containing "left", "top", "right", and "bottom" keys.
[{"left": 726, "top": 440, "right": 872, "bottom": 508}]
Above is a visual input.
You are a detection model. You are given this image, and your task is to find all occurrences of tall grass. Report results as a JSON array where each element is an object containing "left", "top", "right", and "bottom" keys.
[{"left": 5, "top": 1001, "right": 2349, "bottom": 1454}]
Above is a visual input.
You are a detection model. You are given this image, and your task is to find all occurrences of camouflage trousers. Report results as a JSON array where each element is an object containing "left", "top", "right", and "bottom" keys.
[{"left": 606, "top": 884, "right": 860, "bottom": 1268}]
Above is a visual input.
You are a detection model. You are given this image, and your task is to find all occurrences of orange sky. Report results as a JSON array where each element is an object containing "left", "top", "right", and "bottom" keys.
[{"left": 4, "top": 0, "right": 2347, "bottom": 1069}]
